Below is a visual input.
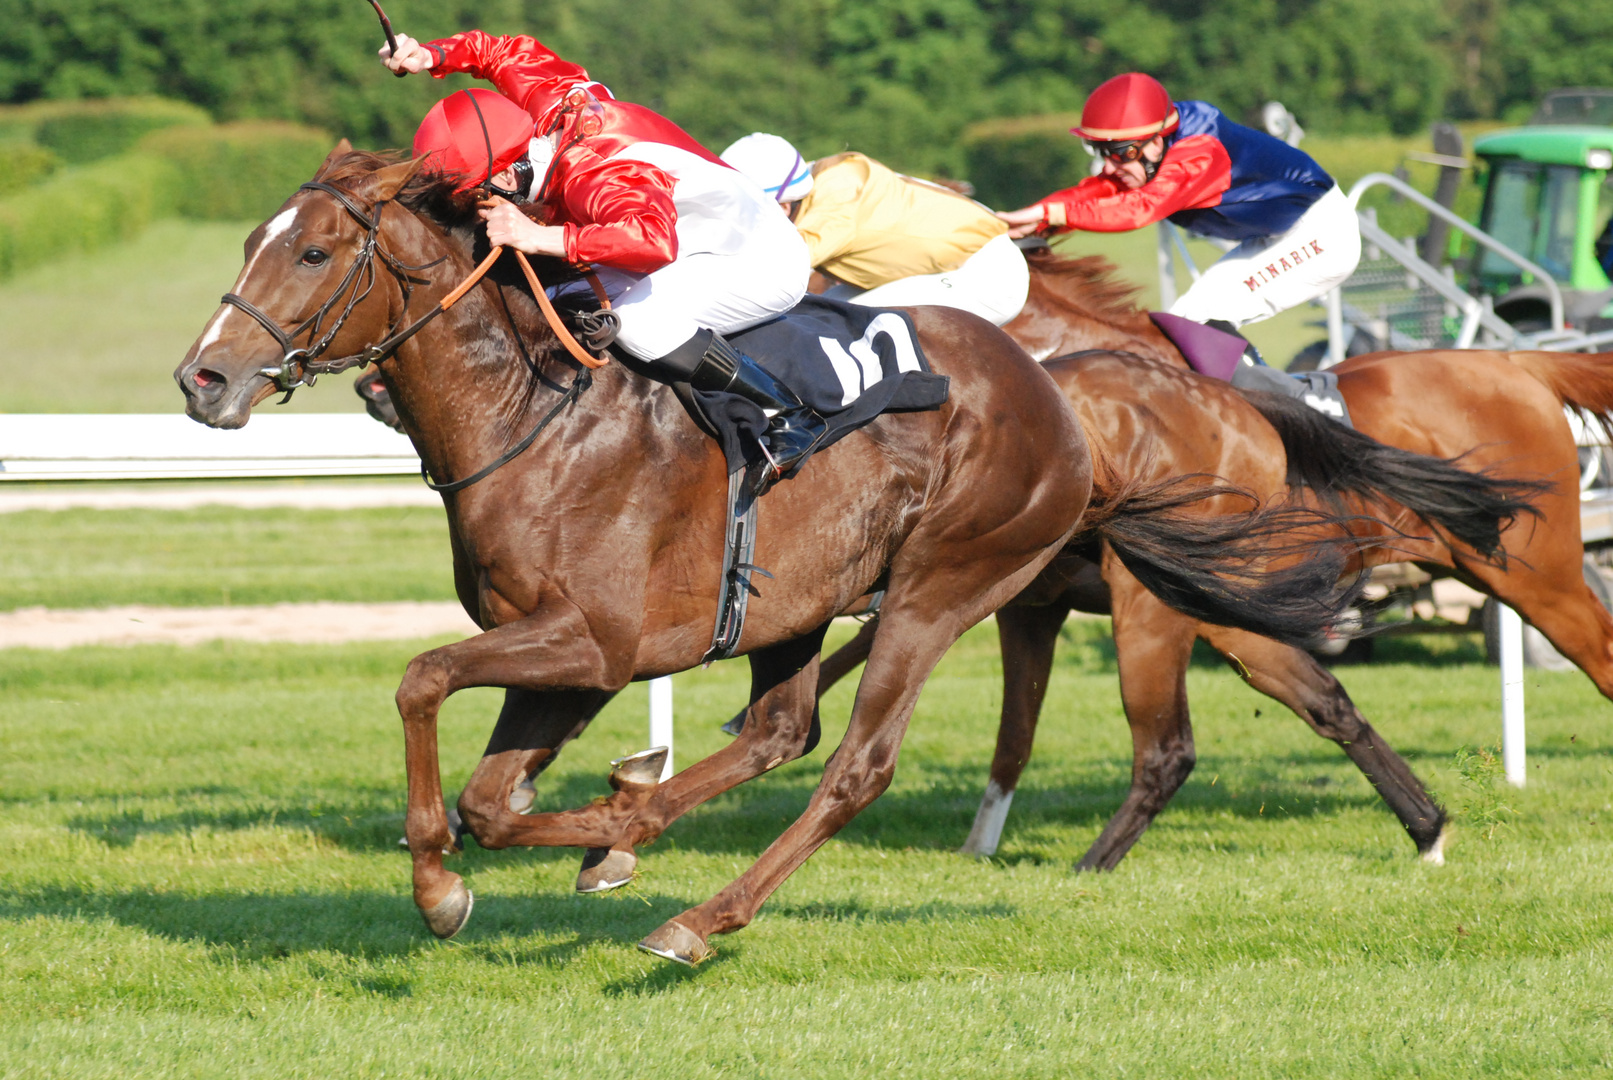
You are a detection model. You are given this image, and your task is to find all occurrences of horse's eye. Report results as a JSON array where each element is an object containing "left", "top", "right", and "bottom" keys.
[{"left": 301, "top": 249, "right": 330, "bottom": 267}]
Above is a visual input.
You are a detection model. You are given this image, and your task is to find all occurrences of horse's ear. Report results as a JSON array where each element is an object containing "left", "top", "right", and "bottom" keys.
[
  {"left": 367, "top": 156, "right": 427, "bottom": 201},
  {"left": 314, "top": 139, "right": 355, "bottom": 180}
]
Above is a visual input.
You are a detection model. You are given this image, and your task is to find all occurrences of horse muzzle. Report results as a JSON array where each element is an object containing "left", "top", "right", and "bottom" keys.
[{"left": 174, "top": 353, "right": 277, "bottom": 429}]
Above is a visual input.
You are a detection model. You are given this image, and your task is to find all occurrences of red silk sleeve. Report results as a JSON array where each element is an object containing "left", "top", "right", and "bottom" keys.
[
  {"left": 558, "top": 156, "right": 680, "bottom": 274},
  {"left": 426, "top": 31, "right": 606, "bottom": 119},
  {"left": 1038, "top": 135, "right": 1231, "bottom": 233}
]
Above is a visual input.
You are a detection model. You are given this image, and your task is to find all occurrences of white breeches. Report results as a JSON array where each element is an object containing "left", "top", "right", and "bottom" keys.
[
  {"left": 843, "top": 232, "right": 1030, "bottom": 326},
  {"left": 570, "top": 221, "right": 810, "bottom": 360},
  {"left": 1168, "top": 184, "right": 1361, "bottom": 328}
]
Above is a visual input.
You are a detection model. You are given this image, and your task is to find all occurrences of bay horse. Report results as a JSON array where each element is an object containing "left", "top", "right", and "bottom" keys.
[
  {"left": 172, "top": 148, "right": 1370, "bottom": 964},
  {"left": 733, "top": 347, "right": 1545, "bottom": 868},
  {"left": 960, "top": 249, "right": 1613, "bottom": 865}
]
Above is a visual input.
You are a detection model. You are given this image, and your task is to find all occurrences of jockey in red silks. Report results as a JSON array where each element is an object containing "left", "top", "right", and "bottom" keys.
[
  {"left": 999, "top": 73, "right": 1361, "bottom": 379},
  {"left": 381, "top": 30, "right": 823, "bottom": 475}
]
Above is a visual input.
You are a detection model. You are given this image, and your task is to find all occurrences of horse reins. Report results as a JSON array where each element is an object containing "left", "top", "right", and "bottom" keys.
[{"left": 221, "top": 179, "right": 613, "bottom": 490}]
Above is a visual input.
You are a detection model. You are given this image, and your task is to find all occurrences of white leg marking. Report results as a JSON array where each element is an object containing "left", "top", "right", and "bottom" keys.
[
  {"left": 1420, "top": 825, "right": 1449, "bottom": 866},
  {"left": 960, "top": 780, "right": 1015, "bottom": 857},
  {"left": 199, "top": 207, "right": 302, "bottom": 352}
]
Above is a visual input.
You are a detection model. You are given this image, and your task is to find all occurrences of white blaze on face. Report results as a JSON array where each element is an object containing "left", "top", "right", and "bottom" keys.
[{"left": 196, "top": 206, "right": 302, "bottom": 353}]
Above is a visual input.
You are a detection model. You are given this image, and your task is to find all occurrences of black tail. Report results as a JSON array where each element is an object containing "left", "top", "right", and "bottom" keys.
[
  {"left": 1237, "top": 388, "right": 1548, "bottom": 563},
  {"left": 1083, "top": 477, "right": 1377, "bottom": 646}
]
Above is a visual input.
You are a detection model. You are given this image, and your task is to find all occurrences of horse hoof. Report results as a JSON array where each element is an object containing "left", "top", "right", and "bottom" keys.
[
  {"left": 508, "top": 777, "right": 536, "bottom": 814},
  {"left": 610, "top": 747, "right": 667, "bottom": 790},
  {"left": 419, "top": 880, "right": 474, "bottom": 940},
  {"left": 576, "top": 847, "right": 637, "bottom": 893},
  {"left": 1420, "top": 826, "right": 1450, "bottom": 867},
  {"left": 720, "top": 712, "right": 746, "bottom": 737},
  {"left": 637, "top": 919, "right": 712, "bottom": 966}
]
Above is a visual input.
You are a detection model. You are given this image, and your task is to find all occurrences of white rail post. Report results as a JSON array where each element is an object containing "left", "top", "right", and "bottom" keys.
[
  {"left": 1156, "top": 224, "right": 1178, "bottom": 310},
  {"left": 649, "top": 675, "right": 674, "bottom": 781},
  {"left": 1499, "top": 604, "right": 1526, "bottom": 787}
]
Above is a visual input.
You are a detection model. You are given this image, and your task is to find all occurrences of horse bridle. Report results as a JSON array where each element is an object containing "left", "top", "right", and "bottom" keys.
[
  {"left": 219, "top": 180, "right": 462, "bottom": 400},
  {"left": 219, "top": 179, "right": 614, "bottom": 492}
]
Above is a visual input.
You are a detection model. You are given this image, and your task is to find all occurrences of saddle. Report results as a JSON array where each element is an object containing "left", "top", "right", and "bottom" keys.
[{"left": 1148, "top": 311, "right": 1351, "bottom": 427}]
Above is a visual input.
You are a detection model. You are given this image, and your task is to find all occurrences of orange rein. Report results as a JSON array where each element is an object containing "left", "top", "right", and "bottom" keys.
[{"left": 436, "top": 245, "right": 612, "bottom": 370}]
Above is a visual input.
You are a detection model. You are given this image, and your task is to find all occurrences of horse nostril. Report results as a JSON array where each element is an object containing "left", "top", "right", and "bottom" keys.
[{"left": 189, "top": 367, "right": 228, "bottom": 398}]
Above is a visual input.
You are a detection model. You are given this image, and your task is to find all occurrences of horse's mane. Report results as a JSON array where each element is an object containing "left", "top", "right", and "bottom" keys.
[
  {"left": 317, "top": 148, "right": 485, "bottom": 231},
  {"left": 1024, "top": 247, "right": 1152, "bottom": 329}
]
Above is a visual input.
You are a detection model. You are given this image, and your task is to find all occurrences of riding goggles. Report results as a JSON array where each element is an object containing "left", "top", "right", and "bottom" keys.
[
  {"left": 1084, "top": 139, "right": 1150, "bottom": 165},
  {"left": 486, "top": 156, "right": 535, "bottom": 202}
]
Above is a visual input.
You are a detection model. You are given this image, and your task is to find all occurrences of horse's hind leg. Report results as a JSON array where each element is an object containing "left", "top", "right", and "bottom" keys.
[
  {"left": 1076, "top": 554, "right": 1199, "bottom": 871},
  {"left": 960, "top": 601, "right": 1071, "bottom": 856},
  {"left": 1464, "top": 545, "right": 1613, "bottom": 701},
  {"left": 570, "top": 625, "right": 832, "bottom": 891},
  {"left": 721, "top": 615, "right": 877, "bottom": 737},
  {"left": 1196, "top": 623, "right": 1449, "bottom": 861}
]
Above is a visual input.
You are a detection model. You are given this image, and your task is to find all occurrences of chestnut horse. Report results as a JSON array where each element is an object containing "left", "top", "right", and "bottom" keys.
[
  {"left": 734, "top": 347, "right": 1545, "bottom": 868},
  {"left": 962, "top": 250, "right": 1613, "bottom": 865},
  {"left": 173, "top": 150, "right": 1369, "bottom": 964}
]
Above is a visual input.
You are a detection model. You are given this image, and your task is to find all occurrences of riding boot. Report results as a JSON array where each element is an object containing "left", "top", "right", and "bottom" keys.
[{"left": 669, "top": 329, "right": 829, "bottom": 479}]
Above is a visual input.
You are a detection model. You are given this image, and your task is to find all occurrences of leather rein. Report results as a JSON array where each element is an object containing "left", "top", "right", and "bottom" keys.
[{"left": 220, "top": 179, "right": 612, "bottom": 493}]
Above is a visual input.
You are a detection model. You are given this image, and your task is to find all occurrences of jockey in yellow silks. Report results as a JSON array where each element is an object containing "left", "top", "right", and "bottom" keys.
[{"left": 720, "top": 134, "right": 1030, "bottom": 326}]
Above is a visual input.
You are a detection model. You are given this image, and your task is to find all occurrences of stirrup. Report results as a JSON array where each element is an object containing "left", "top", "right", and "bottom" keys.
[{"left": 570, "top": 309, "right": 620, "bottom": 352}]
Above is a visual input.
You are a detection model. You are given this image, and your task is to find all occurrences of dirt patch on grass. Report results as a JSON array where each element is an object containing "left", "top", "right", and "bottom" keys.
[{"left": 0, "top": 601, "right": 478, "bottom": 649}]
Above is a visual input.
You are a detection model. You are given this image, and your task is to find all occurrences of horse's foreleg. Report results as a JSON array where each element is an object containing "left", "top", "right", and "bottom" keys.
[
  {"left": 961, "top": 601, "right": 1070, "bottom": 857},
  {"left": 1076, "top": 553, "right": 1198, "bottom": 871},
  {"left": 575, "top": 625, "right": 832, "bottom": 892},
  {"left": 1196, "top": 622, "right": 1448, "bottom": 861},
  {"left": 395, "top": 611, "right": 633, "bottom": 938},
  {"left": 721, "top": 613, "right": 877, "bottom": 736}
]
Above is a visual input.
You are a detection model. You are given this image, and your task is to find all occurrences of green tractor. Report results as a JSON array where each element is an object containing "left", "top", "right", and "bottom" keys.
[{"left": 1471, "top": 88, "right": 1613, "bottom": 334}]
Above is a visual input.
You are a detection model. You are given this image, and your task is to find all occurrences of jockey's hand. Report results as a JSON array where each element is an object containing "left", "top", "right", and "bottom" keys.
[
  {"left": 379, "top": 32, "right": 435, "bottom": 75},
  {"left": 997, "top": 205, "right": 1048, "bottom": 240},
  {"left": 479, "top": 197, "right": 567, "bottom": 257}
]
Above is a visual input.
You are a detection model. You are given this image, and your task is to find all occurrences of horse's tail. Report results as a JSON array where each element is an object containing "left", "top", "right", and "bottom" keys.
[
  {"left": 1509, "top": 350, "right": 1613, "bottom": 447},
  {"left": 1078, "top": 476, "right": 1375, "bottom": 646},
  {"left": 1236, "top": 388, "right": 1548, "bottom": 563}
]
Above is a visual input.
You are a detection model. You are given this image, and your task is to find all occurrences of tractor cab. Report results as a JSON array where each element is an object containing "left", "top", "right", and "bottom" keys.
[{"left": 1472, "top": 89, "right": 1613, "bottom": 332}]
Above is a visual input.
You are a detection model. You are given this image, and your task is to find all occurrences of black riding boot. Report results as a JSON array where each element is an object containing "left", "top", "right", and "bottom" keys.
[{"left": 666, "top": 329, "right": 828, "bottom": 478}]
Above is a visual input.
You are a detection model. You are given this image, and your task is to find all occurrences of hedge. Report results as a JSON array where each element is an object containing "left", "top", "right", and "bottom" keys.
[
  {"left": 0, "top": 142, "right": 58, "bottom": 196},
  {"left": 961, "top": 113, "right": 1089, "bottom": 211},
  {"left": 0, "top": 152, "right": 180, "bottom": 277},
  {"left": 0, "top": 118, "right": 329, "bottom": 279},
  {"left": 139, "top": 121, "right": 338, "bottom": 221},
  {"left": 0, "top": 97, "right": 209, "bottom": 163}
]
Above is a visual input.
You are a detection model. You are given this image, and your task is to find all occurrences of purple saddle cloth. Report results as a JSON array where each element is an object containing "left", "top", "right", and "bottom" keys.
[{"left": 1148, "top": 312, "right": 1246, "bottom": 382}]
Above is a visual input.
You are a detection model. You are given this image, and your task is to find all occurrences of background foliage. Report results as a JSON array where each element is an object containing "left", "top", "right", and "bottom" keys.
[{"left": 0, "top": 0, "right": 1608, "bottom": 180}]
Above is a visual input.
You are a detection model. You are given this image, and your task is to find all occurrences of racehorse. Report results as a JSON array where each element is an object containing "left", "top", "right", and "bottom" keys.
[
  {"left": 955, "top": 249, "right": 1613, "bottom": 865},
  {"left": 730, "top": 347, "right": 1546, "bottom": 869},
  {"left": 173, "top": 148, "right": 1371, "bottom": 964}
]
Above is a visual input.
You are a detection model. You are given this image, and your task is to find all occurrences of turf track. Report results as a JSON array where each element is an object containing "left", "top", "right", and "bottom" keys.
[{"left": 3, "top": 601, "right": 1612, "bottom": 1076}]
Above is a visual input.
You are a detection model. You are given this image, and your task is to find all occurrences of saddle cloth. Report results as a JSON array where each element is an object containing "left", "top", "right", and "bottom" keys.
[
  {"left": 693, "top": 295, "right": 951, "bottom": 474},
  {"left": 1148, "top": 310, "right": 1352, "bottom": 428}
]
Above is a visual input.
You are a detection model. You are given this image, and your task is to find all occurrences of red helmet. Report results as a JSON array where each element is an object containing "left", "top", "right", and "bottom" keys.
[
  {"left": 414, "top": 88, "right": 535, "bottom": 192},
  {"left": 1071, "top": 73, "right": 1179, "bottom": 142}
]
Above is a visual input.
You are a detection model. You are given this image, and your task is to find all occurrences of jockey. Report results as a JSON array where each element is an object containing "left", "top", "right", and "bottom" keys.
[
  {"left": 719, "top": 133, "right": 1030, "bottom": 326},
  {"left": 380, "top": 30, "right": 822, "bottom": 476},
  {"left": 998, "top": 73, "right": 1361, "bottom": 368}
]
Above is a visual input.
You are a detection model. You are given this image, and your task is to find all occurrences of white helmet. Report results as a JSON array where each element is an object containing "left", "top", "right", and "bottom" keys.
[{"left": 720, "top": 132, "right": 813, "bottom": 204}]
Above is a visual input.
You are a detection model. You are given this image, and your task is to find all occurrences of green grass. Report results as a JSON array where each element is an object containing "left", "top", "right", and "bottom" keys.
[
  {"left": 3, "top": 615, "right": 1612, "bottom": 1077},
  {"left": 0, "top": 219, "right": 364, "bottom": 415},
  {"left": 0, "top": 504, "right": 454, "bottom": 610}
]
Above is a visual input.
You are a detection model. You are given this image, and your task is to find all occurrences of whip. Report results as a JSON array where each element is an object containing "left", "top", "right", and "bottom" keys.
[{"left": 367, "top": 0, "right": 407, "bottom": 77}]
